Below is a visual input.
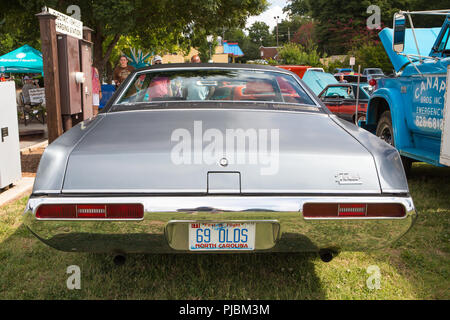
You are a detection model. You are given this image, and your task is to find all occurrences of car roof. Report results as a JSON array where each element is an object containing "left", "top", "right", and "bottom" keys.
[
  {"left": 133, "top": 63, "right": 286, "bottom": 73},
  {"left": 324, "top": 83, "right": 353, "bottom": 87}
]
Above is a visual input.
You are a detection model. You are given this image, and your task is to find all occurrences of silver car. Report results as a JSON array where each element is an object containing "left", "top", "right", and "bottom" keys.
[{"left": 24, "top": 64, "right": 416, "bottom": 261}]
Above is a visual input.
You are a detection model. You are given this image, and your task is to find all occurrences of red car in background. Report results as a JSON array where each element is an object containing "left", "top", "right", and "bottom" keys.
[
  {"left": 318, "top": 83, "right": 370, "bottom": 123},
  {"left": 276, "top": 65, "right": 325, "bottom": 78}
]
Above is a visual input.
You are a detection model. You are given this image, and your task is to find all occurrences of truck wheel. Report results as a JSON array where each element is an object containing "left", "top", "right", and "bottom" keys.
[
  {"left": 376, "top": 111, "right": 394, "bottom": 146},
  {"left": 376, "top": 111, "right": 413, "bottom": 176}
]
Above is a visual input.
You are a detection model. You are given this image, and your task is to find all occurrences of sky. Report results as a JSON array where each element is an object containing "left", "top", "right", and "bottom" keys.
[{"left": 245, "top": 0, "right": 289, "bottom": 32}]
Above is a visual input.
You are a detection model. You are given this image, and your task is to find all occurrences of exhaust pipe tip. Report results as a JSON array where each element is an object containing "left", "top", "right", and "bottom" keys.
[
  {"left": 113, "top": 254, "right": 126, "bottom": 266},
  {"left": 319, "top": 249, "right": 335, "bottom": 263}
]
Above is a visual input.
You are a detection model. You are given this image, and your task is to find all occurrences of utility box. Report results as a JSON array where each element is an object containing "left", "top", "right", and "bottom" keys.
[
  {"left": 0, "top": 81, "right": 22, "bottom": 189},
  {"left": 79, "top": 39, "right": 93, "bottom": 119},
  {"left": 57, "top": 34, "right": 82, "bottom": 115}
]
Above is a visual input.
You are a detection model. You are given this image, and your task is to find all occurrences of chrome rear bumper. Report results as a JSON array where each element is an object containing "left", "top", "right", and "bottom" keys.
[{"left": 23, "top": 195, "right": 416, "bottom": 253}]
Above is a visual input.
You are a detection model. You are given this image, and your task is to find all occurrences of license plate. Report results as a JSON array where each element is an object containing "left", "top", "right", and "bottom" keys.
[{"left": 189, "top": 222, "right": 256, "bottom": 251}]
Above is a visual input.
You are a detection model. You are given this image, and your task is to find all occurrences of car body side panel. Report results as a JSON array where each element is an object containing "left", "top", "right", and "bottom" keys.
[
  {"left": 331, "top": 115, "right": 409, "bottom": 193},
  {"left": 32, "top": 116, "right": 104, "bottom": 194}
]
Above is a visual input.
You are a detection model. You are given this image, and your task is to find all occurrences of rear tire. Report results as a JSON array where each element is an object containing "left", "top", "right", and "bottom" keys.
[
  {"left": 376, "top": 111, "right": 413, "bottom": 176},
  {"left": 376, "top": 111, "right": 394, "bottom": 146}
]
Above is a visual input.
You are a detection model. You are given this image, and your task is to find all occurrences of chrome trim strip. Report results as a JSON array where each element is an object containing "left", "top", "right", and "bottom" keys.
[
  {"left": 24, "top": 195, "right": 416, "bottom": 252},
  {"left": 169, "top": 219, "right": 279, "bottom": 224},
  {"left": 27, "top": 195, "right": 415, "bottom": 218}
]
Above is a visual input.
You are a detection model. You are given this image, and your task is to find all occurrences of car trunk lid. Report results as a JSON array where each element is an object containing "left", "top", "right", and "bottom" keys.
[{"left": 62, "top": 108, "right": 381, "bottom": 194}]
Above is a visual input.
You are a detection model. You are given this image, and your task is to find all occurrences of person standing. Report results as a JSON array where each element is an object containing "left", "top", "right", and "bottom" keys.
[
  {"left": 185, "top": 55, "right": 214, "bottom": 100},
  {"left": 338, "top": 74, "right": 347, "bottom": 83},
  {"left": 92, "top": 66, "right": 102, "bottom": 116},
  {"left": 21, "top": 76, "right": 37, "bottom": 105},
  {"left": 191, "top": 55, "right": 201, "bottom": 63},
  {"left": 152, "top": 55, "right": 163, "bottom": 65},
  {"left": 113, "top": 55, "right": 135, "bottom": 88}
]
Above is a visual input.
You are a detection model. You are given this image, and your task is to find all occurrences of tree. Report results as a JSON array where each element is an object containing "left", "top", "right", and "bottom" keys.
[
  {"left": 0, "top": 2, "right": 42, "bottom": 55},
  {"left": 352, "top": 42, "right": 393, "bottom": 74},
  {"left": 1, "top": 0, "right": 267, "bottom": 77},
  {"left": 278, "top": 42, "right": 324, "bottom": 66},
  {"left": 247, "top": 21, "right": 274, "bottom": 46},
  {"left": 292, "top": 21, "right": 315, "bottom": 47},
  {"left": 284, "top": 0, "right": 450, "bottom": 54},
  {"left": 272, "top": 15, "right": 306, "bottom": 45}
]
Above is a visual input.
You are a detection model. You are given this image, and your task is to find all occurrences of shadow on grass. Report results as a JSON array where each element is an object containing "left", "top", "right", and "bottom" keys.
[
  {"left": 0, "top": 223, "right": 326, "bottom": 299},
  {"left": 370, "top": 163, "right": 450, "bottom": 299}
]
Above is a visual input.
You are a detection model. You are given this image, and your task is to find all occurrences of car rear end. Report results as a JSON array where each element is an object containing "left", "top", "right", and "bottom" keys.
[{"left": 23, "top": 65, "right": 416, "bottom": 255}]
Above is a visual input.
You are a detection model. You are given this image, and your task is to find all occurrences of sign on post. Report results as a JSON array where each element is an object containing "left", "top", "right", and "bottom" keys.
[
  {"left": 29, "top": 88, "right": 46, "bottom": 105},
  {"left": 45, "top": 7, "right": 83, "bottom": 39},
  {"left": 349, "top": 57, "right": 356, "bottom": 66}
]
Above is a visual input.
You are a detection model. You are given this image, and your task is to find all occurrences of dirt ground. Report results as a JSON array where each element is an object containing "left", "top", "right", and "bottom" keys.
[{"left": 20, "top": 147, "right": 44, "bottom": 177}]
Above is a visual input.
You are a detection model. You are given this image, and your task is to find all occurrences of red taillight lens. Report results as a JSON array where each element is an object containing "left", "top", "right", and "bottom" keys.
[
  {"left": 369, "top": 79, "right": 377, "bottom": 86},
  {"left": 36, "top": 204, "right": 77, "bottom": 219},
  {"left": 303, "top": 203, "right": 405, "bottom": 218},
  {"left": 106, "top": 204, "right": 144, "bottom": 219},
  {"left": 36, "top": 204, "right": 144, "bottom": 219}
]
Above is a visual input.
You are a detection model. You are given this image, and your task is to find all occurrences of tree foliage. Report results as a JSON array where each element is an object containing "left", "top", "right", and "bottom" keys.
[
  {"left": 352, "top": 43, "right": 394, "bottom": 74},
  {"left": 0, "top": 0, "right": 267, "bottom": 77},
  {"left": 284, "top": 0, "right": 450, "bottom": 54},
  {"left": 247, "top": 21, "right": 274, "bottom": 46},
  {"left": 278, "top": 42, "right": 324, "bottom": 66}
]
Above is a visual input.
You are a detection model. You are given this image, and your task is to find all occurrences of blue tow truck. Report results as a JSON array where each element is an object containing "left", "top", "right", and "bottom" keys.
[{"left": 361, "top": 10, "right": 450, "bottom": 173}]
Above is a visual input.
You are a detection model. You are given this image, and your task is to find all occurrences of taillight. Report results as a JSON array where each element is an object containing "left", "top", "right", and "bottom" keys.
[
  {"left": 369, "top": 79, "right": 377, "bottom": 86},
  {"left": 36, "top": 204, "right": 144, "bottom": 219},
  {"left": 303, "top": 203, "right": 405, "bottom": 218}
]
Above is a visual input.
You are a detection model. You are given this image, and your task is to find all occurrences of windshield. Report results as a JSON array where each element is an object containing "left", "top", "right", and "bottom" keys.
[
  {"left": 115, "top": 69, "right": 316, "bottom": 107},
  {"left": 367, "top": 69, "right": 383, "bottom": 75},
  {"left": 323, "top": 86, "right": 355, "bottom": 99},
  {"left": 322, "top": 85, "right": 370, "bottom": 100}
]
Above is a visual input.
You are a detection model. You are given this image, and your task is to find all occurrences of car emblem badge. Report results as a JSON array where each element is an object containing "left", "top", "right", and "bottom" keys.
[
  {"left": 335, "top": 173, "right": 362, "bottom": 185},
  {"left": 219, "top": 158, "right": 228, "bottom": 167}
]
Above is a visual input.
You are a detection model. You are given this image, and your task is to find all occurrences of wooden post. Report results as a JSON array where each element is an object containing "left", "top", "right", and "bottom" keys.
[
  {"left": 83, "top": 26, "right": 93, "bottom": 42},
  {"left": 37, "top": 12, "right": 63, "bottom": 143}
]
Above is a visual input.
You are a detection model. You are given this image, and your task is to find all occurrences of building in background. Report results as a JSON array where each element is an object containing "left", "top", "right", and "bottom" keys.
[
  {"left": 259, "top": 46, "right": 280, "bottom": 61},
  {"left": 161, "top": 41, "right": 244, "bottom": 64}
]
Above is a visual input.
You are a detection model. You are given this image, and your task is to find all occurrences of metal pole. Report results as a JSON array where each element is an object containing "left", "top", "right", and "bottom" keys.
[
  {"left": 274, "top": 16, "right": 279, "bottom": 47},
  {"left": 355, "top": 65, "right": 361, "bottom": 126},
  {"left": 406, "top": 13, "right": 422, "bottom": 63},
  {"left": 276, "top": 23, "right": 279, "bottom": 47}
]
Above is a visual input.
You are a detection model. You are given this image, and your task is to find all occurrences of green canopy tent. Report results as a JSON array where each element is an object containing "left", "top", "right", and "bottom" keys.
[{"left": 0, "top": 45, "right": 43, "bottom": 74}]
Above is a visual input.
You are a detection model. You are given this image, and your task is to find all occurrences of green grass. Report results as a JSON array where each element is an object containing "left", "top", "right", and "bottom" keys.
[{"left": 0, "top": 163, "right": 448, "bottom": 299}]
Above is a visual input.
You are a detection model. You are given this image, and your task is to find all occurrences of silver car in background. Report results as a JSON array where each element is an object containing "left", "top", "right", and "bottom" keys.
[{"left": 24, "top": 64, "right": 416, "bottom": 261}]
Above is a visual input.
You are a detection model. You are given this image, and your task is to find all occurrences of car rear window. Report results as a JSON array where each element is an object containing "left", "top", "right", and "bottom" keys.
[{"left": 114, "top": 69, "right": 316, "bottom": 108}]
